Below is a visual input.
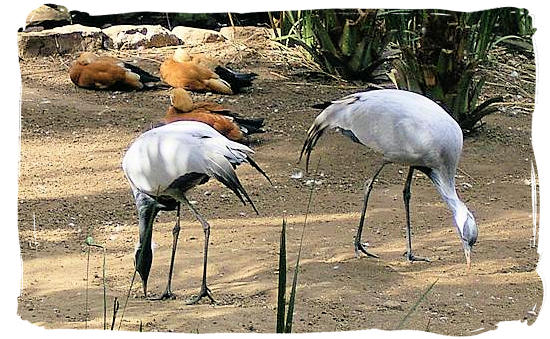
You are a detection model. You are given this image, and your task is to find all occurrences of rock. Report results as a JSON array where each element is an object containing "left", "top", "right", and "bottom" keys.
[
  {"left": 25, "top": 4, "right": 71, "bottom": 28},
  {"left": 103, "top": 25, "right": 181, "bottom": 49},
  {"left": 290, "top": 170, "right": 303, "bottom": 179},
  {"left": 382, "top": 300, "right": 403, "bottom": 310},
  {"left": 219, "top": 26, "right": 272, "bottom": 40},
  {"left": 171, "top": 26, "right": 226, "bottom": 44},
  {"left": 18, "top": 24, "right": 106, "bottom": 58}
]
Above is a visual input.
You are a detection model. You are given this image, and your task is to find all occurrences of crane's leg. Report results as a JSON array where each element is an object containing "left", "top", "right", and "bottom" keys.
[
  {"left": 355, "top": 162, "right": 386, "bottom": 258},
  {"left": 155, "top": 203, "right": 182, "bottom": 300},
  {"left": 403, "top": 167, "right": 430, "bottom": 262},
  {"left": 182, "top": 196, "right": 215, "bottom": 305}
]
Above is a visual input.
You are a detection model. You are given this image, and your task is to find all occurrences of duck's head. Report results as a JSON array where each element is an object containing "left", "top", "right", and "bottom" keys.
[
  {"left": 173, "top": 48, "right": 192, "bottom": 63},
  {"left": 169, "top": 88, "right": 193, "bottom": 112},
  {"left": 77, "top": 52, "right": 98, "bottom": 65}
]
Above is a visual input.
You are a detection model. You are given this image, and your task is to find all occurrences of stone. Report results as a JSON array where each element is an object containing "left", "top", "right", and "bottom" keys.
[
  {"left": 219, "top": 26, "right": 272, "bottom": 40},
  {"left": 102, "top": 25, "right": 181, "bottom": 49},
  {"left": 171, "top": 26, "right": 225, "bottom": 45},
  {"left": 382, "top": 300, "right": 403, "bottom": 310},
  {"left": 18, "top": 24, "right": 106, "bottom": 58},
  {"left": 25, "top": 4, "right": 71, "bottom": 26}
]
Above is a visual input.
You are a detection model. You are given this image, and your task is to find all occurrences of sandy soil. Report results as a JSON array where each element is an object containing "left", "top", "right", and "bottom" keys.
[{"left": 17, "top": 38, "right": 541, "bottom": 335}]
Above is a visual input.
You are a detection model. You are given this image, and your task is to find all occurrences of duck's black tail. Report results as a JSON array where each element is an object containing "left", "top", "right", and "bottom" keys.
[
  {"left": 215, "top": 66, "right": 257, "bottom": 93},
  {"left": 123, "top": 62, "right": 163, "bottom": 88},
  {"left": 234, "top": 117, "right": 265, "bottom": 136},
  {"left": 219, "top": 111, "right": 265, "bottom": 136}
]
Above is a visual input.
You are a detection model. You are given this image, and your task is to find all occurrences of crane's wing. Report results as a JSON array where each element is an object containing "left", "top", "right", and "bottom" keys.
[
  {"left": 123, "top": 121, "right": 269, "bottom": 213},
  {"left": 300, "top": 89, "right": 463, "bottom": 172}
]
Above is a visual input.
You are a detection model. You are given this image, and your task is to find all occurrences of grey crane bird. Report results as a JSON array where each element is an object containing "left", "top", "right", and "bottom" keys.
[
  {"left": 122, "top": 121, "right": 270, "bottom": 303},
  {"left": 300, "top": 89, "right": 478, "bottom": 268}
]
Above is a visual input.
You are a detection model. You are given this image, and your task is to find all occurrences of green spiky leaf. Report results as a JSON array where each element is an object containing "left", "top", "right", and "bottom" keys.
[{"left": 275, "top": 219, "right": 287, "bottom": 333}]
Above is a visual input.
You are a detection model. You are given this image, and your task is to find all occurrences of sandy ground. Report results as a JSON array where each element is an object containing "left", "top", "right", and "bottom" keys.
[{"left": 17, "top": 38, "right": 541, "bottom": 335}]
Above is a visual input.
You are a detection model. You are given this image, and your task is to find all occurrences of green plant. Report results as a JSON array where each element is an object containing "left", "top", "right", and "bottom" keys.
[
  {"left": 389, "top": 9, "right": 511, "bottom": 132},
  {"left": 493, "top": 7, "right": 535, "bottom": 38},
  {"left": 396, "top": 278, "right": 439, "bottom": 330},
  {"left": 271, "top": 9, "right": 393, "bottom": 80},
  {"left": 275, "top": 218, "right": 290, "bottom": 333},
  {"left": 275, "top": 161, "right": 318, "bottom": 333},
  {"left": 276, "top": 217, "right": 306, "bottom": 333}
]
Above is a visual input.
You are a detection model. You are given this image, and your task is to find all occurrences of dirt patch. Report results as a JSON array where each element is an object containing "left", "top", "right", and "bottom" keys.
[{"left": 17, "top": 37, "right": 541, "bottom": 335}]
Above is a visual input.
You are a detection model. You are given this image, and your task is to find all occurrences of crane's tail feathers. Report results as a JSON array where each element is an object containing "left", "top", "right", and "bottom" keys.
[
  {"left": 215, "top": 66, "right": 257, "bottom": 93},
  {"left": 246, "top": 155, "right": 272, "bottom": 185},
  {"left": 207, "top": 157, "right": 259, "bottom": 215},
  {"left": 311, "top": 101, "right": 333, "bottom": 110},
  {"left": 299, "top": 123, "right": 327, "bottom": 173}
]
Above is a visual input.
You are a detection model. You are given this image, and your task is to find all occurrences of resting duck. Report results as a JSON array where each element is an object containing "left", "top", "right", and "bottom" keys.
[
  {"left": 69, "top": 52, "right": 161, "bottom": 90},
  {"left": 160, "top": 48, "right": 257, "bottom": 94},
  {"left": 162, "top": 88, "right": 264, "bottom": 143}
]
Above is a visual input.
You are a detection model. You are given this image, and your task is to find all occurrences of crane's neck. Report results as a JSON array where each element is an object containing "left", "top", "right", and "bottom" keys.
[{"left": 429, "top": 171, "right": 468, "bottom": 231}]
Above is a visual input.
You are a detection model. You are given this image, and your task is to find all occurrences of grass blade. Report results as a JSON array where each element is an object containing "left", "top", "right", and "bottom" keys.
[
  {"left": 284, "top": 157, "right": 320, "bottom": 333},
  {"left": 118, "top": 270, "right": 137, "bottom": 330},
  {"left": 396, "top": 278, "right": 439, "bottom": 330},
  {"left": 276, "top": 218, "right": 287, "bottom": 333},
  {"left": 110, "top": 297, "right": 119, "bottom": 330}
]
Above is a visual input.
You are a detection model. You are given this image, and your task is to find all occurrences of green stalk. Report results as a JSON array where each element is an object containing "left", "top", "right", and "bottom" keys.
[
  {"left": 275, "top": 219, "right": 287, "bottom": 333},
  {"left": 396, "top": 278, "right": 439, "bottom": 330}
]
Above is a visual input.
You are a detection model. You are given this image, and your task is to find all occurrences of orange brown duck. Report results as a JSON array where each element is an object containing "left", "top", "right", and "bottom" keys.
[
  {"left": 162, "top": 88, "right": 265, "bottom": 144},
  {"left": 160, "top": 48, "right": 257, "bottom": 94},
  {"left": 69, "top": 52, "right": 161, "bottom": 90}
]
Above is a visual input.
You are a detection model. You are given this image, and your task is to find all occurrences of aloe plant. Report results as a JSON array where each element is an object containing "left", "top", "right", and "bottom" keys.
[
  {"left": 271, "top": 9, "right": 393, "bottom": 80},
  {"left": 387, "top": 9, "right": 528, "bottom": 132}
]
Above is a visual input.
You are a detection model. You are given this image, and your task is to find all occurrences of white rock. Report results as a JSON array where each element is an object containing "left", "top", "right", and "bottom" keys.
[
  {"left": 171, "top": 26, "right": 225, "bottom": 44},
  {"left": 18, "top": 24, "right": 105, "bottom": 57},
  {"left": 291, "top": 170, "right": 303, "bottom": 179},
  {"left": 103, "top": 25, "right": 181, "bottom": 49}
]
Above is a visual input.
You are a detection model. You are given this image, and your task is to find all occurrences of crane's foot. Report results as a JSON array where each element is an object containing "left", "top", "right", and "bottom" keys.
[
  {"left": 404, "top": 251, "right": 430, "bottom": 263},
  {"left": 150, "top": 288, "right": 177, "bottom": 301},
  {"left": 186, "top": 286, "right": 215, "bottom": 305},
  {"left": 354, "top": 242, "right": 379, "bottom": 259}
]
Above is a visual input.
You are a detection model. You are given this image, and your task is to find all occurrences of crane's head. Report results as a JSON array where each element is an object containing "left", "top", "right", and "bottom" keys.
[
  {"left": 132, "top": 193, "right": 158, "bottom": 298},
  {"left": 455, "top": 206, "right": 478, "bottom": 269},
  {"left": 135, "top": 242, "right": 153, "bottom": 297}
]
